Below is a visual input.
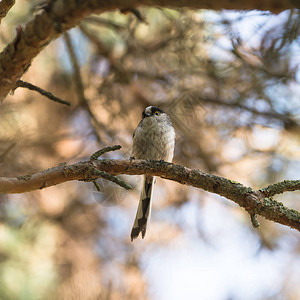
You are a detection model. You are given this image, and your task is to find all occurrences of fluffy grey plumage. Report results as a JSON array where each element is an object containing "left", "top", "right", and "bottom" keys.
[{"left": 131, "top": 106, "right": 175, "bottom": 241}]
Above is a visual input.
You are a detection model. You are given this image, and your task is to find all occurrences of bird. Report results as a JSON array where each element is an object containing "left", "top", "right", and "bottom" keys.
[{"left": 130, "top": 106, "right": 175, "bottom": 241}]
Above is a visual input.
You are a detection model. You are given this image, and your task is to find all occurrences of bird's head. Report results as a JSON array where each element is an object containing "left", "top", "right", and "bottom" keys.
[{"left": 142, "top": 106, "right": 165, "bottom": 118}]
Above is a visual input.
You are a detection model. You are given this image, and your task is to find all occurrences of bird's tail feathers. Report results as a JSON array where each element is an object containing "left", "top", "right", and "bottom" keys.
[{"left": 131, "top": 175, "right": 154, "bottom": 241}]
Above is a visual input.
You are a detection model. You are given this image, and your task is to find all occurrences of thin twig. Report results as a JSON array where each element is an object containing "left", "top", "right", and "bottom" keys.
[
  {"left": 15, "top": 80, "right": 71, "bottom": 106},
  {"left": 120, "top": 8, "right": 148, "bottom": 24},
  {"left": 89, "top": 168, "right": 132, "bottom": 190},
  {"left": 260, "top": 180, "right": 300, "bottom": 197},
  {"left": 92, "top": 180, "right": 101, "bottom": 191},
  {"left": 63, "top": 32, "right": 85, "bottom": 105},
  {"left": 84, "top": 16, "right": 125, "bottom": 31},
  {"left": 63, "top": 31, "right": 109, "bottom": 143},
  {"left": 90, "top": 145, "right": 123, "bottom": 191},
  {"left": 90, "top": 145, "right": 122, "bottom": 160},
  {"left": 250, "top": 213, "right": 260, "bottom": 228},
  {"left": 188, "top": 93, "right": 298, "bottom": 128}
]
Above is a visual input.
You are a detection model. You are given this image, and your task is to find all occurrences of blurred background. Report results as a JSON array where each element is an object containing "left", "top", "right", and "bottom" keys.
[{"left": 0, "top": 1, "right": 300, "bottom": 299}]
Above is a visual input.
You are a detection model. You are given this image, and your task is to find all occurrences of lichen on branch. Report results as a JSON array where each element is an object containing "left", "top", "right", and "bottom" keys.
[{"left": 0, "top": 150, "right": 299, "bottom": 232}]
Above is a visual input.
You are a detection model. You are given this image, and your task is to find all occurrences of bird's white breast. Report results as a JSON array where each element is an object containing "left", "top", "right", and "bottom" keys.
[{"left": 132, "top": 116, "right": 175, "bottom": 162}]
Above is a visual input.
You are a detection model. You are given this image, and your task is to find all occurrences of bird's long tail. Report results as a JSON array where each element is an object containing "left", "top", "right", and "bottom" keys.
[{"left": 131, "top": 175, "right": 154, "bottom": 241}]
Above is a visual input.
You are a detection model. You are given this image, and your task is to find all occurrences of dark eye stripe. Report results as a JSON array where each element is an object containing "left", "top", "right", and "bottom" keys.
[{"left": 151, "top": 106, "right": 164, "bottom": 115}]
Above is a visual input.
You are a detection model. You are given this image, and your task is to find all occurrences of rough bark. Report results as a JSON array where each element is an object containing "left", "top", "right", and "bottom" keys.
[
  {"left": 1, "top": 158, "right": 300, "bottom": 232},
  {"left": 0, "top": 0, "right": 15, "bottom": 24}
]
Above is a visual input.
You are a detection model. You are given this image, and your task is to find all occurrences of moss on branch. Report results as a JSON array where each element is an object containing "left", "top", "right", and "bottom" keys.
[{"left": 0, "top": 156, "right": 299, "bottom": 232}]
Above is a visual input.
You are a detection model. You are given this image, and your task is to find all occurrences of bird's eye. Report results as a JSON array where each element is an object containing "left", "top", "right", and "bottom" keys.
[{"left": 154, "top": 111, "right": 159, "bottom": 115}]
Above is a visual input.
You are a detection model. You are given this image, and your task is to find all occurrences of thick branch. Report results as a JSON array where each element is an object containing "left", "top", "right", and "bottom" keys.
[
  {"left": 0, "top": 159, "right": 299, "bottom": 232},
  {"left": 0, "top": 0, "right": 15, "bottom": 24},
  {"left": 0, "top": 0, "right": 298, "bottom": 101}
]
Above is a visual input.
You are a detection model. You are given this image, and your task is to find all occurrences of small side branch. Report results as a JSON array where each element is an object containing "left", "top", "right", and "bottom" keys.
[
  {"left": 89, "top": 145, "right": 129, "bottom": 190},
  {"left": 90, "top": 145, "right": 122, "bottom": 160},
  {"left": 260, "top": 180, "right": 300, "bottom": 197},
  {"left": 120, "top": 8, "right": 148, "bottom": 24},
  {"left": 0, "top": 156, "right": 299, "bottom": 232},
  {"left": 250, "top": 213, "right": 260, "bottom": 228},
  {"left": 15, "top": 80, "right": 71, "bottom": 106},
  {"left": 88, "top": 169, "right": 132, "bottom": 190}
]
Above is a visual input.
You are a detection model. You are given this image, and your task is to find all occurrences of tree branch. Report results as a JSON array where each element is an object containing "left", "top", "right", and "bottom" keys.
[
  {"left": 189, "top": 93, "right": 299, "bottom": 128},
  {"left": 0, "top": 0, "right": 298, "bottom": 101},
  {"left": 1, "top": 156, "right": 299, "bottom": 231},
  {"left": 63, "top": 31, "right": 109, "bottom": 143},
  {"left": 84, "top": 16, "right": 126, "bottom": 31},
  {"left": 260, "top": 180, "right": 300, "bottom": 197},
  {"left": 0, "top": 0, "right": 15, "bottom": 24},
  {"left": 15, "top": 80, "right": 71, "bottom": 106},
  {"left": 63, "top": 32, "right": 85, "bottom": 105}
]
